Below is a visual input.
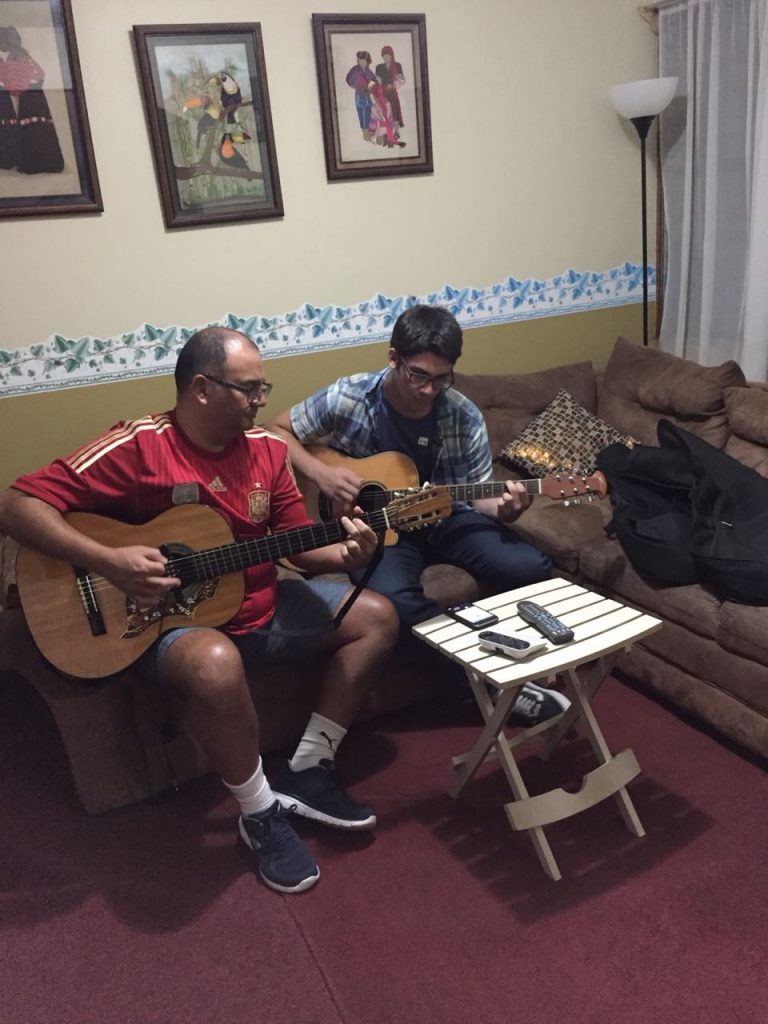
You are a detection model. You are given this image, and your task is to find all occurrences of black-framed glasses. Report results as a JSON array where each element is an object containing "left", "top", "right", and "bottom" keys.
[
  {"left": 203, "top": 375, "right": 273, "bottom": 401},
  {"left": 398, "top": 359, "right": 454, "bottom": 391}
]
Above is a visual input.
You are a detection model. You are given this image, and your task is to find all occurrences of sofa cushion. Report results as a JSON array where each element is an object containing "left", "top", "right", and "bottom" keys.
[
  {"left": 597, "top": 337, "right": 746, "bottom": 448},
  {"left": 723, "top": 385, "right": 768, "bottom": 477},
  {"left": 498, "top": 388, "right": 634, "bottom": 477},
  {"left": 578, "top": 535, "right": 721, "bottom": 640},
  {"left": 454, "top": 362, "right": 596, "bottom": 462},
  {"left": 718, "top": 601, "right": 768, "bottom": 668},
  {"left": 511, "top": 498, "right": 609, "bottom": 575}
]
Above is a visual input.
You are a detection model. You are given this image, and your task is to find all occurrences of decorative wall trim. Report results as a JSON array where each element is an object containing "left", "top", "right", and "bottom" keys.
[{"left": 0, "top": 263, "right": 653, "bottom": 398}]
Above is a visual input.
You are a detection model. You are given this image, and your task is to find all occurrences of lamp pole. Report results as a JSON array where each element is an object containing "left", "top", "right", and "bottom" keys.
[
  {"left": 631, "top": 115, "right": 654, "bottom": 347},
  {"left": 608, "top": 77, "right": 678, "bottom": 349}
]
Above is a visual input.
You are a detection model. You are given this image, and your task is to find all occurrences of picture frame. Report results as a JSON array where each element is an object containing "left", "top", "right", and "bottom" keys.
[
  {"left": 132, "top": 23, "right": 283, "bottom": 229},
  {"left": 311, "top": 13, "right": 432, "bottom": 182},
  {"left": 0, "top": 0, "right": 102, "bottom": 218}
]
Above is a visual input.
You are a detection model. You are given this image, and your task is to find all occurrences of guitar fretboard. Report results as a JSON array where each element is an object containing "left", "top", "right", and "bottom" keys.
[
  {"left": 168, "top": 508, "right": 391, "bottom": 585},
  {"left": 360, "top": 479, "right": 539, "bottom": 509}
]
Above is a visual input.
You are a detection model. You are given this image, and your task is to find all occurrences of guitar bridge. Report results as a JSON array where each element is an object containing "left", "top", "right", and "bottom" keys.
[{"left": 75, "top": 567, "right": 106, "bottom": 637}]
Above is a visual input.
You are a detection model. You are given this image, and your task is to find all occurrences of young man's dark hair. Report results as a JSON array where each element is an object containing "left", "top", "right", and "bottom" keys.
[{"left": 390, "top": 305, "right": 463, "bottom": 363}]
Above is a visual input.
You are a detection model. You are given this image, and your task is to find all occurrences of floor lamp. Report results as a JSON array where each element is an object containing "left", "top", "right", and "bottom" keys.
[{"left": 609, "top": 77, "right": 678, "bottom": 346}]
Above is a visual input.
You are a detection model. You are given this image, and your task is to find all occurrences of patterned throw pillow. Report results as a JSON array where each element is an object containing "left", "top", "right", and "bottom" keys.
[{"left": 498, "top": 388, "right": 635, "bottom": 477}]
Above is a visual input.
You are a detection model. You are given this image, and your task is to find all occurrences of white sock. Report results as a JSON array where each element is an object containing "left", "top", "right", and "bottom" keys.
[
  {"left": 223, "top": 757, "right": 275, "bottom": 817},
  {"left": 289, "top": 712, "right": 347, "bottom": 772}
]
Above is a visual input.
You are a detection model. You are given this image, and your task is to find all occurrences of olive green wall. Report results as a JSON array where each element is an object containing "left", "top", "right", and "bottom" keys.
[{"left": 0, "top": 303, "right": 645, "bottom": 488}]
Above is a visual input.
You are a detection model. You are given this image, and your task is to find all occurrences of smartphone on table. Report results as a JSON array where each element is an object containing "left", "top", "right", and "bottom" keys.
[{"left": 446, "top": 602, "right": 500, "bottom": 630}]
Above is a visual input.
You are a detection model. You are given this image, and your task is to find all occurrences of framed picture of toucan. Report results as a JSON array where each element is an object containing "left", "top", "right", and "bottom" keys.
[
  {"left": 312, "top": 13, "right": 433, "bottom": 182},
  {"left": 0, "top": 0, "right": 102, "bottom": 218},
  {"left": 132, "top": 23, "right": 283, "bottom": 229}
]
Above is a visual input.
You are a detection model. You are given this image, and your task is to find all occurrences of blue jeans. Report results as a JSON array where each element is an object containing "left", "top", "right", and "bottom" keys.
[{"left": 350, "top": 505, "right": 552, "bottom": 625}]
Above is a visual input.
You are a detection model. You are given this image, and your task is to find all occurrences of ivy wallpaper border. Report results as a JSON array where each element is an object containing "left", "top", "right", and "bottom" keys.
[{"left": 0, "top": 263, "right": 653, "bottom": 398}]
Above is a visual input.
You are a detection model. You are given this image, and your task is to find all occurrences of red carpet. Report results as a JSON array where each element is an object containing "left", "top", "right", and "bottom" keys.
[{"left": 2, "top": 670, "right": 767, "bottom": 1024}]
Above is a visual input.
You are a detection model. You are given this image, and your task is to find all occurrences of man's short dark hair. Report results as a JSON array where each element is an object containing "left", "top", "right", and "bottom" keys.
[
  {"left": 390, "top": 305, "right": 463, "bottom": 364},
  {"left": 174, "top": 327, "right": 257, "bottom": 392}
]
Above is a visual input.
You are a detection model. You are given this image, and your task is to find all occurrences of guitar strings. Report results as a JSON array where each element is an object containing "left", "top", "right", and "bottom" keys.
[
  {"left": 70, "top": 477, "right": 599, "bottom": 603},
  {"left": 71, "top": 496, "right": 446, "bottom": 602}
]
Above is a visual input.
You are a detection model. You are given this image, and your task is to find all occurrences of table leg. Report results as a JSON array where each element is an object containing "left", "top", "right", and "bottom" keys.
[
  {"left": 448, "top": 670, "right": 520, "bottom": 799},
  {"left": 538, "top": 653, "right": 617, "bottom": 759},
  {"left": 449, "top": 669, "right": 563, "bottom": 881},
  {"left": 562, "top": 665, "right": 645, "bottom": 838}
]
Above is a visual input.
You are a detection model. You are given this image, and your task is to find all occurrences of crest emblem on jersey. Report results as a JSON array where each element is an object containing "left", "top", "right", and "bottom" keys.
[{"left": 248, "top": 489, "right": 270, "bottom": 522}]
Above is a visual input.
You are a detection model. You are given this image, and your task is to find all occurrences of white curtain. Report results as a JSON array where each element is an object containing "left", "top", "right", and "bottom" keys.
[{"left": 659, "top": 0, "right": 768, "bottom": 379}]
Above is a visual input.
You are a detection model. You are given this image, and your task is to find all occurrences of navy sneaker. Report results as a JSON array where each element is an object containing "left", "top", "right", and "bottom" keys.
[
  {"left": 507, "top": 682, "right": 570, "bottom": 728},
  {"left": 239, "top": 800, "right": 320, "bottom": 894},
  {"left": 272, "top": 759, "right": 377, "bottom": 830}
]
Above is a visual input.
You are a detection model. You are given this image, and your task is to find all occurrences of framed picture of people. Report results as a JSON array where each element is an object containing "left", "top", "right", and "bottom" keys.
[
  {"left": 132, "top": 23, "right": 283, "bottom": 229},
  {"left": 0, "top": 0, "right": 102, "bottom": 218},
  {"left": 312, "top": 13, "right": 433, "bottom": 182}
]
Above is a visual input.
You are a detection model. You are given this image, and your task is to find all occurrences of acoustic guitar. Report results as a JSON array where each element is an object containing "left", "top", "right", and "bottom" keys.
[
  {"left": 15, "top": 491, "right": 450, "bottom": 680},
  {"left": 306, "top": 447, "right": 607, "bottom": 540}
]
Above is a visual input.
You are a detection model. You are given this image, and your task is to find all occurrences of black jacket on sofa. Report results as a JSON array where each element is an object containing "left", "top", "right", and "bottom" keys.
[{"left": 598, "top": 419, "right": 768, "bottom": 604}]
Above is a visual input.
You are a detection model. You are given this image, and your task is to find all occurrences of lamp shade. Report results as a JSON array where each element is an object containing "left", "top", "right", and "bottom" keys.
[{"left": 609, "top": 76, "right": 678, "bottom": 119}]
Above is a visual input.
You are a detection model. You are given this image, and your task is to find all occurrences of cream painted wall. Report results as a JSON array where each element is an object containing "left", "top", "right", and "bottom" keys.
[{"left": 1, "top": 0, "right": 657, "bottom": 354}]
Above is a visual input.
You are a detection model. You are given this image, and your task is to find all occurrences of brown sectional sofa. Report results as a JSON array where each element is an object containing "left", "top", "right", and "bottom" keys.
[
  {"left": 461, "top": 337, "right": 768, "bottom": 761},
  {"left": 1, "top": 335, "right": 766, "bottom": 814}
]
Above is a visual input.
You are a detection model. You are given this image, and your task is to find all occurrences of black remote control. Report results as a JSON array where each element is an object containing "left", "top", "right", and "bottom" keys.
[{"left": 516, "top": 600, "right": 574, "bottom": 644}]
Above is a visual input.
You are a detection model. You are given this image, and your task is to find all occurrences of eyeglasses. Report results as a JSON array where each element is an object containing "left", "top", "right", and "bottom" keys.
[
  {"left": 203, "top": 375, "right": 273, "bottom": 402},
  {"left": 398, "top": 360, "right": 454, "bottom": 391}
]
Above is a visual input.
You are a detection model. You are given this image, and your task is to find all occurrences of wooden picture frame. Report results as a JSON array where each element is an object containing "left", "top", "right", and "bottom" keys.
[
  {"left": 0, "top": 0, "right": 102, "bottom": 218},
  {"left": 132, "top": 22, "right": 283, "bottom": 229},
  {"left": 312, "top": 13, "right": 432, "bottom": 182}
]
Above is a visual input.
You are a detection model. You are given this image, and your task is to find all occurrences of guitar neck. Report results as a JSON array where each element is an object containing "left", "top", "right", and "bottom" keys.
[
  {"left": 442, "top": 479, "right": 541, "bottom": 502},
  {"left": 166, "top": 509, "right": 391, "bottom": 589},
  {"left": 168, "top": 508, "right": 389, "bottom": 585},
  {"left": 374, "top": 479, "right": 540, "bottom": 505}
]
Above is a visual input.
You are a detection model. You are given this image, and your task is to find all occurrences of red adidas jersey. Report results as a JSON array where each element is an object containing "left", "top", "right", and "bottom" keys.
[{"left": 11, "top": 411, "right": 313, "bottom": 633}]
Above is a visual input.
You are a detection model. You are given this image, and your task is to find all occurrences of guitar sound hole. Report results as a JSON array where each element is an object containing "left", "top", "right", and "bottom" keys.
[
  {"left": 357, "top": 485, "right": 388, "bottom": 512},
  {"left": 318, "top": 485, "right": 387, "bottom": 520},
  {"left": 160, "top": 541, "right": 199, "bottom": 594}
]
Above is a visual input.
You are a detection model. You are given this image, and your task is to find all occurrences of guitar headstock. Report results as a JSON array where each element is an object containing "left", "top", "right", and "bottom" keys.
[
  {"left": 385, "top": 488, "right": 452, "bottom": 531},
  {"left": 539, "top": 471, "right": 607, "bottom": 505}
]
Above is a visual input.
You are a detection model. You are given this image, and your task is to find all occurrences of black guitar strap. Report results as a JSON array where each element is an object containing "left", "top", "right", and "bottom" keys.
[
  {"left": 330, "top": 533, "right": 385, "bottom": 630},
  {"left": 233, "top": 532, "right": 386, "bottom": 640}
]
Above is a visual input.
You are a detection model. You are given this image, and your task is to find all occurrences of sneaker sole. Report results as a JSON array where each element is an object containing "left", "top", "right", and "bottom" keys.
[
  {"left": 524, "top": 682, "right": 570, "bottom": 713},
  {"left": 238, "top": 819, "right": 320, "bottom": 894},
  {"left": 272, "top": 792, "right": 377, "bottom": 831}
]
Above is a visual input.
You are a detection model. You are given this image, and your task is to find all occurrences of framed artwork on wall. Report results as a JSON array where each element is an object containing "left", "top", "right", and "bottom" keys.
[
  {"left": 0, "top": 0, "right": 102, "bottom": 218},
  {"left": 311, "top": 13, "right": 432, "bottom": 182},
  {"left": 132, "top": 22, "right": 283, "bottom": 229}
]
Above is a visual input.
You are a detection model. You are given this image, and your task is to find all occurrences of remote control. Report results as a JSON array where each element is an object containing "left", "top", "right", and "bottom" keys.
[
  {"left": 478, "top": 630, "right": 547, "bottom": 660},
  {"left": 516, "top": 600, "right": 574, "bottom": 644}
]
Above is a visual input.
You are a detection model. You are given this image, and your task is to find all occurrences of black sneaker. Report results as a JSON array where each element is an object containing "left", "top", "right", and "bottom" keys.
[
  {"left": 272, "top": 759, "right": 377, "bottom": 831},
  {"left": 238, "top": 800, "right": 320, "bottom": 894},
  {"left": 507, "top": 682, "right": 570, "bottom": 728}
]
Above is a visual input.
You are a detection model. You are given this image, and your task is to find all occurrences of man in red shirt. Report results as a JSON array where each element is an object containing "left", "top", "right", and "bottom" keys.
[{"left": 0, "top": 327, "right": 399, "bottom": 894}]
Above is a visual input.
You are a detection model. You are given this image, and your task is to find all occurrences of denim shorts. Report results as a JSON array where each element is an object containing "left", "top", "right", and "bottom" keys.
[{"left": 150, "top": 577, "right": 351, "bottom": 680}]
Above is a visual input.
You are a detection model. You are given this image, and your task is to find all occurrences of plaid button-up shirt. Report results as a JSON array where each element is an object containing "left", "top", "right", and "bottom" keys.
[{"left": 289, "top": 368, "right": 492, "bottom": 485}]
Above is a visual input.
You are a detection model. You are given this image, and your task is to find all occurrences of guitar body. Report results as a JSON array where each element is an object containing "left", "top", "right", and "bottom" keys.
[
  {"left": 16, "top": 504, "right": 245, "bottom": 679},
  {"left": 15, "top": 490, "right": 451, "bottom": 680},
  {"left": 306, "top": 446, "right": 420, "bottom": 545}
]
